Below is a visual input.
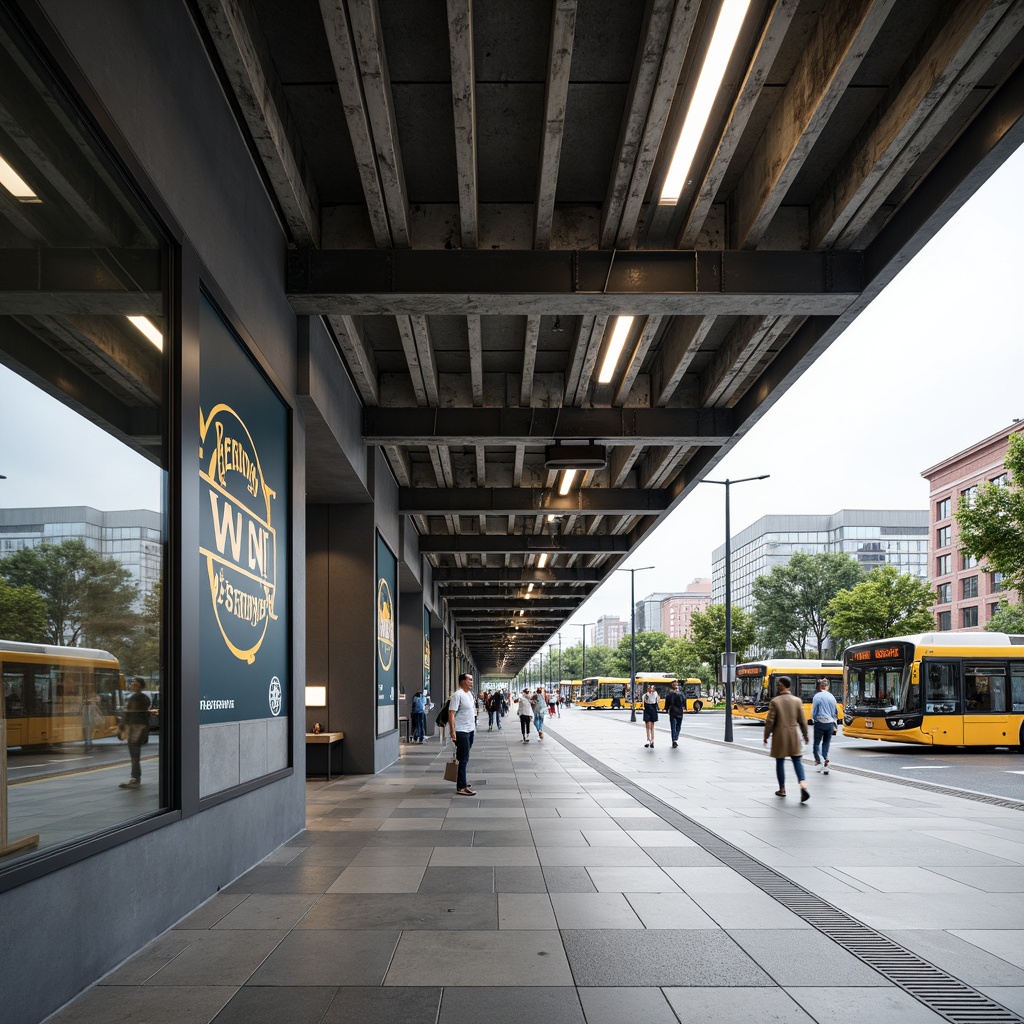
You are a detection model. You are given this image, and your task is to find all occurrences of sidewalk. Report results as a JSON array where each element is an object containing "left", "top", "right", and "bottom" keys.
[{"left": 43, "top": 710, "right": 1024, "bottom": 1024}]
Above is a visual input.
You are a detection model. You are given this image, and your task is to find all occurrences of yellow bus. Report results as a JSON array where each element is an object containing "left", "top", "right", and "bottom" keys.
[
  {"left": 1, "top": 640, "right": 125, "bottom": 750},
  {"left": 578, "top": 674, "right": 708, "bottom": 712},
  {"left": 557, "top": 680, "right": 583, "bottom": 704},
  {"left": 733, "top": 660, "right": 843, "bottom": 723},
  {"left": 842, "top": 632, "right": 1024, "bottom": 749}
]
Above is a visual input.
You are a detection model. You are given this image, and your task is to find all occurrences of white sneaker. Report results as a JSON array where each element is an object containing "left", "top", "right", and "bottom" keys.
[{"left": 823, "top": 760, "right": 830, "bottom": 775}]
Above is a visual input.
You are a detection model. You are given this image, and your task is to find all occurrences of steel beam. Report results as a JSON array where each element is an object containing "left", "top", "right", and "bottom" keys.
[
  {"left": 433, "top": 567, "right": 603, "bottom": 584},
  {"left": 364, "top": 407, "right": 733, "bottom": 446},
  {"left": 419, "top": 535, "right": 630, "bottom": 554},
  {"left": 286, "top": 249, "right": 863, "bottom": 316},
  {"left": 401, "top": 488, "right": 668, "bottom": 516}
]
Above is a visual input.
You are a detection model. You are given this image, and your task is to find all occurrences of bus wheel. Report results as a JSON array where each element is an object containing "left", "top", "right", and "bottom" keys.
[{"left": 692, "top": 701, "right": 702, "bottom": 713}]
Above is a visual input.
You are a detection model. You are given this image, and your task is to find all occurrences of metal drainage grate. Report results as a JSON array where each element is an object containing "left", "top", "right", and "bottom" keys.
[{"left": 551, "top": 731, "right": 1024, "bottom": 1024}]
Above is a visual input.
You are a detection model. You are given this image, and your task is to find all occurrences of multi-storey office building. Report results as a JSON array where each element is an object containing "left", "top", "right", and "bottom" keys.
[
  {"left": 922, "top": 423, "right": 1022, "bottom": 631},
  {"left": 592, "top": 615, "right": 625, "bottom": 649},
  {"left": 712, "top": 510, "right": 929, "bottom": 616}
]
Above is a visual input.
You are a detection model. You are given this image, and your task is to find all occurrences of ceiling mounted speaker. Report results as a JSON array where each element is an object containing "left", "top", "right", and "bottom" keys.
[{"left": 544, "top": 443, "right": 608, "bottom": 471}]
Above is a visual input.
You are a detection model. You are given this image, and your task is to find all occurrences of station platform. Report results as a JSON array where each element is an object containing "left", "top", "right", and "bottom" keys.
[{"left": 43, "top": 709, "right": 1024, "bottom": 1024}]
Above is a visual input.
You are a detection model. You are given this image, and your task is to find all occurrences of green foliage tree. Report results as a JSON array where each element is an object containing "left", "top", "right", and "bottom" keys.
[
  {"left": 661, "top": 636, "right": 715, "bottom": 687},
  {"left": 689, "top": 604, "right": 756, "bottom": 669},
  {"left": 752, "top": 551, "right": 864, "bottom": 657},
  {"left": 0, "top": 577, "right": 49, "bottom": 642},
  {"left": 826, "top": 564, "right": 936, "bottom": 644},
  {"left": 609, "top": 630, "right": 670, "bottom": 675},
  {"left": 957, "top": 431, "right": 1024, "bottom": 593},
  {"left": 986, "top": 602, "right": 1024, "bottom": 634},
  {"left": 0, "top": 539, "right": 138, "bottom": 648},
  {"left": 118, "top": 582, "right": 162, "bottom": 679}
]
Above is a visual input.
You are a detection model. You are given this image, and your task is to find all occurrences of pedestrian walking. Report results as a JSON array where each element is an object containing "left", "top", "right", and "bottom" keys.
[
  {"left": 517, "top": 691, "right": 533, "bottom": 741},
  {"left": 532, "top": 688, "right": 546, "bottom": 740},
  {"left": 495, "top": 689, "right": 506, "bottom": 731},
  {"left": 811, "top": 678, "right": 838, "bottom": 773},
  {"left": 410, "top": 690, "right": 426, "bottom": 743},
  {"left": 118, "top": 677, "right": 151, "bottom": 788},
  {"left": 641, "top": 683, "right": 659, "bottom": 747},
  {"left": 763, "top": 676, "right": 809, "bottom": 801},
  {"left": 448, "top": 673, "right": 477, "bottom": 795},
  {"left": 663, "top": 680, "right": 685, "bottom": 748}
]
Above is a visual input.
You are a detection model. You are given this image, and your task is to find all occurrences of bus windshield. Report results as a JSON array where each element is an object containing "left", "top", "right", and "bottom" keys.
[{"left": 846, "top": 662, "right": 911, "bottom": 712}]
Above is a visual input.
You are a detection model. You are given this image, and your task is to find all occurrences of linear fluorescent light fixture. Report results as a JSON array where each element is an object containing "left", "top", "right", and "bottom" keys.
[
  {"left": 660, "top": 0, "right": 752, "bottom": 203},
  {"left": 596, "top": 316, "right": 634, "bottom": 384},
  {"left": 0, "top": 154, "right": 39, "bottom": 202},
  {"left": 558, "top": 469, "right": 577, "bottom": 496},
  {"left": 538, "top": 552, "right": 549, "bottom": 568},
  {"left": 545, "top": 442, "right": 608, "bottom": 471},
  {"left": 127, "top": 315, "right": 164, "bottom": 351}
]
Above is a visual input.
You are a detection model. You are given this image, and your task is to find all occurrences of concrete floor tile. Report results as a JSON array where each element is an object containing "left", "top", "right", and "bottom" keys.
[
  {"left": 386, "top": 931, "right": 573, "bottom": 986},
  {"left": 885, "top": 930, "right": 1024, "bottom": 986},
  {"left": 438, "top": 987, "right": 585, "bottom": 1024},
  {"left": 928, "top": 866, "right": 1024, "bottom": 892},
  {"left": 644, "top": 847, "right": 727, "bottom": 867},
  {"left": 429, "top": 846, "right": 538, "bottom": 866},
  {"left": 688, "top": 892, "right": 811, "bottom": 930},
  {"left": 348, "top": 845, "right": 433, "bottom": 866},
  {"left": 538, "top": 847, "right": 655, "bottom": 867},
  {"left": 146, "top": 930, "right": 287, "bottom": 986},
  {"left": 212, "top": 894, "right": 319, "bottom": 930},
  {"left": 495, "top": 866, "right": 547, "bottom": 892},
  {"left": 528, "top": 830, "right": 589, "bottom": 847},
  {"left": 832, "top": 866, "right": 979, "bottom": 893},
  {"left": 727, "top": 930, "right": 891, "bottom": 986},
  {"left": 363, "top": 830, "right": 473, "bottom": 847},
  {"left": 624, "top": 893, "right": 719, "bottom": 929},
  {"left": 247, "top": 930, "right": 400, "bottom": 987},
  {"left": 47, "top": 985, "right": 236, "bottom": 1024},
  {"left": 542, "top": 866, "right": 597, "bottom": 892},
  {"left": 663, "top": 986, "right": 815, "bottom": 1023},
  {"left": 579, "top": 829, "right": 639, "bottom": 847},
  {"left": 550, "top": 893, "right": 644, "bottom": 929},
  {"left": 585, "top": 866, "right": 680, "bottom": 893},
  {"left": 171, "top": 894, "right": 249, "bottom": 931},
  {"left": 950, "top": 929, "right": 1024, "bottom": 969},
  {"left": 577, "top": 987, "right": 679, "bottom": 1024},
  {"left": 284, "top": 844, "right": 361, "bottom": 867},
  {"left": 787, "top": 986, "right": 949, "bottom": 1024},
  {"left": 327, "top": 865, "right": 427, "bottom": 893},
  {"left": 472, "top": 830, "right": 533, "bottom": 846},
  {"left": 321, "top": 987, "right": 442, "bottom": 1024},
  {"left": 498, "top": 893, "right": 557, "bottom": 929},
  {"left": 978, "top": 988, "right": 1024, "bottom": 1017},
  {"left": 376, "top": 818, "right": 443, "bottom": 831},
  {"left": 418, "top": 866, "right": 494, "bottom": 894},
  {"left": 101, "top": 932, "right": 198, "bottom": 985},
  {"left": 211, "top": 986, "right": 336, "bottom": 1024},
  {"left": 624, "top": 830, "right": 696, "bottom": 846},
  {"left": 296, "top": 892, "right": 497, "bottom": 930},
  {"left": 221, "top": 864, "right": 348, "bottom": 895}
]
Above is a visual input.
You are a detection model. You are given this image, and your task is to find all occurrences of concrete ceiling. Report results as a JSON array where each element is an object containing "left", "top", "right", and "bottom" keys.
[{"left": 194, "top": 0, "right": 1024, "bottom": 676}]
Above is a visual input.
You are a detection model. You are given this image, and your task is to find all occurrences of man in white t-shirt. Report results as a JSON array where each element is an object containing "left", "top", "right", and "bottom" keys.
[{"left": 448, "top": 673, "right": 477, "bottom": 795}]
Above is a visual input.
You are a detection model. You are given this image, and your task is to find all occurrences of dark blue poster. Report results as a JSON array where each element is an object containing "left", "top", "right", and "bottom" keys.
[
  {"left": 198, "top": 293, "right": 290, "bottom": 723},
  {"left": 423, "top": 606, "right": 431, "bottom": 694},
  {"left": 376, "top": 531, "right": 397, "bottom": 735}
]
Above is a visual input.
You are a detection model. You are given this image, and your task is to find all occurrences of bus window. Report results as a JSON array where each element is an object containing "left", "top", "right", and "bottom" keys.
[
  {"left": 795, "top": 678, "right": 816, "bottom": 702},
  {"left": 4, "top": 668, "right": 28, "bottom": 718},
  {"left": 965, "top": 664, "right": 1006, "bottom": 713},
  {"left": 1012, "top": 665, "right": 1024, "bottom": 714},
  {"left": 924, "top": 662, "right": 959, "bottom": 714}
]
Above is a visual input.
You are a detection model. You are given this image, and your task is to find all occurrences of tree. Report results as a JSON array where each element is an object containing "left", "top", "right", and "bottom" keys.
[
  {"left": 689, "top": 604, "right": 756, "bottom": 670},
  {"left": 118, "top": 582, "right": 162, "bottom": 679},
  {"left": 752, "top": 551, "right": 864, "bottom": 657},
  {"left": 609, "top": 631, "right": 670, "bottom": 676},
  {"left": 957, "top": 431, "right": 1024, "bottom": 593},
  {"left": 826, "top": 564, "right": 936, "bottom": 645},
  {"left": 661, "top": 636, "right": 715, "bottom": 686},
  {"left": 0, "top": 539, "right": 138, "bottom": 647},
  {"left": 0, "top": 578, "right": 49, "bottom": 642},
  {"left": 986, "top": 602, "right": 1024, "bottom": 634}
]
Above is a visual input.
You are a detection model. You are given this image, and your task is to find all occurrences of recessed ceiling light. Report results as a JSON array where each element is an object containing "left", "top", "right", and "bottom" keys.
[
  {"left": 0, "top": 154, "right": 39, "bottom": 202},
  {"left": 660, "top": 0, "right": 751, "bottom": 203},
  {"left": 558, "top": 469, "right": 577, "bottom": 496},
  {"left": 127, "top": 315, "right": 164, "bottom": 351},
  {"left": 597, "top": 316, "right": 634, "bottom": 384}
]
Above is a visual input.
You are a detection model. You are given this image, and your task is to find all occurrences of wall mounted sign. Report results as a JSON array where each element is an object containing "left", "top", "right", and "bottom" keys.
[
  {"left": 376, "top": 531, "right": 397, "bottom": 735},
  {"left": 198, "top": 293, "right": 290, "bottom": 724}
]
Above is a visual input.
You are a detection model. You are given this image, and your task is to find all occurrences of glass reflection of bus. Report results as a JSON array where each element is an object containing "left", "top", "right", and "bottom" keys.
[
  {"left": 843, "top": 632, "right": 1024, "bottom": 749},
  {"left": 1, "top": 640, "right": 125, "bottom": 750},
  {"left": 578, "top": 674, "right": 707, "bottom": 712},
  {"left": 732, "top": 660, "right": 843, "bottom": 723},
  {"left": 558, "top": 680, "right": 582, "bottom": 704}
]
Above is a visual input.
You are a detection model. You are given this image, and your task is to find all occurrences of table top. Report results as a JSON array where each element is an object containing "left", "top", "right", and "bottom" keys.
[{"left": 305, "top": 732, "right": 344, "bottom": 742}]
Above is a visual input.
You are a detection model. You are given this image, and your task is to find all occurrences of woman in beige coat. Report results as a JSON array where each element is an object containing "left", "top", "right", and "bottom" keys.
[{"left": 763, "top": 676, "right": 809, "bottom": 802}]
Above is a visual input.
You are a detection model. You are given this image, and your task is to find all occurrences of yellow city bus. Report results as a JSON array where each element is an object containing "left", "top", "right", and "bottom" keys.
[
  {"left": 1, "top": 640, "right": 125, "bottom": 750},
  {"left": 579, "top": 674, "right": 707, "bottom": 712},
  {"left": 558, "top": 680, "right": 583, "bottom": 704},
  {"left": 842, "top": 632, "right": 1024, "bottom": 749},
  {"left": 732, "top": 660, "right": 843, "bottom": 723}
]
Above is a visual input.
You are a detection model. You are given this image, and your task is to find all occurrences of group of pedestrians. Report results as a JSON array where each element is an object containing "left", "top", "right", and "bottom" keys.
[
  {"left": 515, "top": 687, "right": 551, "bottom": 742},
  {"left": 484, "top": 690, "right": 508, "bottom": 731},
  {"left": 763, "top": 676, "right": 838, "bottom": 802},
  {"left": 641, "top": 680, "right": 687, "bottom": 748}
]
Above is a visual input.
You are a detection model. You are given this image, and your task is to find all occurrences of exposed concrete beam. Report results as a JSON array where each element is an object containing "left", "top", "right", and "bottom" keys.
[
  {"left": 699, "top": 314, "right": 790, "bottom": 407},
  {"left": 400, "top": 488, "right": 669, "bottom": 516},
  {"left": 326, "top": 313, "right": 378, "bottom": 405},
  {"left": 198, "top": 0, "right": 320, "bottom": 245},
  {"left": 363, "top": 406, "right": 734, "bottom": 445},
  {"left": 467, "top": 314, "right": 483, "bottom": 406},
  {"left": 287, "top": 248, "right": 864, "bottom": 316},
  {"left": 651, "top": 315, "right": 714, "bottom": 406},
  {"left": 418, "top": 535, "right": 631, "bottom": 554},
  {"left": 520, "top": 315, "right": 541, "bottom": 406},
  {"left": 433, "top": 567, "right": 603, "bottom": 583},
  {"left": 447, "top": 0, "right": 478, "bottom": 249},
  {"left": 534, "top": 0, "right": 577, "bottom": 249}
]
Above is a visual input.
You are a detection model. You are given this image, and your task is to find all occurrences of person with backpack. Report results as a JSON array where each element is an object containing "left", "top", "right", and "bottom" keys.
[
  {"left": 531, "top": 688, "right": 546, "bottom": 741},
  {"left": 448, "top": 673, "right": 477, "bottom": 795},
  {"left": 410, "top": 690, "right": 426, "bottom": 743}
]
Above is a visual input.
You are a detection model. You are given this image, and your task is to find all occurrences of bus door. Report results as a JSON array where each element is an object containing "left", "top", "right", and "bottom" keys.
[
  {"left": 2, "top": 663, "right": 28, "bottom": 748},
  {"left": 921, "top": 660, "right": 963, "bottom": 745},
  {"left": 963, "top": 662, "right": 1009, "bottom": 746}
]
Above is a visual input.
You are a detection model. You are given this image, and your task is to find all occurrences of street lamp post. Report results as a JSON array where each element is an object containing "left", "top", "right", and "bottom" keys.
[
  {"left": 578, "top": 623, "right": 595, "bottom": 681},
  {"left": 702, "top": 474, "right": 769, "bottom": 742},
  {"left": 614, "top": 565, "right": 654, "bottom": 723}
]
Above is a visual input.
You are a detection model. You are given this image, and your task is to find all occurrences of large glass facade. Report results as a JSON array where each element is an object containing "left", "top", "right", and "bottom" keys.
[{"left": 0, "top": 12, "right": 167, "bottom": 869}]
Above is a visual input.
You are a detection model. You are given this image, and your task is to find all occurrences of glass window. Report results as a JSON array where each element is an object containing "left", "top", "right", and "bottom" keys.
[
  {"left": 0, "top": 14, "right": 167, "bottom": 874},
  {"left": 936, "top": 611, "right": 951, "bottom": 630},
  {"left": 990, "top": 603, "right": 1003, "bottom": 621},
  {"left": 936, "top": 554, "right": 951, "bottom": 575},
  {"left": 923, "top": 661, "right": 959, "bottom": 712},
  {"left": 962, "top": 576, "right": 978, "bottom": 599},
  {"left": 965, "top": 663, "right": 1006, "bottom": 713},
  {"left": 962, "top": 553, "right": 978, "bottom": 570},
  {"left": 991, "top": 572, "right": 1004, "bottom": 593},
  {"left": 961, "top": 485, "right": 979, "bottom": 507},
  {"left": 937, "top": 497, "right": 951, "bottom": 519},
  {"left": 990, "top": 473, "right": 1008, "bottom": 488},
  {"left": 936, "top": 583, "right": 951, "bottom": 603},
  {"left": 1011, "top": 665, "right": 1024, "bottom": 713},
  {"left": 962, "top": 606, "right": 979, "bottom": 628},
  {"left": 936, "top": 526, "right": 951, "bottom": 547}
]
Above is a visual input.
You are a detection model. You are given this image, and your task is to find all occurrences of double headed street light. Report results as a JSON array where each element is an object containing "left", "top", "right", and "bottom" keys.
[
  {"left": 702, "top": 474, "right": 769, "bottom": 742},
  {"left": 614, "top": 565, "right": 654, "bottom": 723}
]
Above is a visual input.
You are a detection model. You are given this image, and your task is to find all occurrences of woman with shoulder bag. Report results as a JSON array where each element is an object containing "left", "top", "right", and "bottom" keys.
[{"left": 641, "top": 683, "right": 660, "bottom": 747}]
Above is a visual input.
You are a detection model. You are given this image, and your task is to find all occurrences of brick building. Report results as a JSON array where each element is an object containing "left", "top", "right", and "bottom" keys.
[
  {"left": 661, "top": 579, "right": 712, "bottom": 639},
  {"left": 922, "top": 422, "right": 1023, "bottom": 631}
]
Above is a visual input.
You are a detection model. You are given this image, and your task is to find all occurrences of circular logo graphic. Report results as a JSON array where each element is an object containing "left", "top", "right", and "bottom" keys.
[
  {"left": 269, "top": 676, "right": 282, "bottom": 716},
  {"left": 377, "top": 577, "right": 394, "bottom": 671}
]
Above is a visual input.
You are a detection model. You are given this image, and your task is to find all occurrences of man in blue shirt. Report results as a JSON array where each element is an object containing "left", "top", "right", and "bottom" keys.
[
  {"left": 811, "top": 679, "right": 838, "bottom": 773},
  {"left": 410, "top": 691, "right": 426, "bottom": 743}
]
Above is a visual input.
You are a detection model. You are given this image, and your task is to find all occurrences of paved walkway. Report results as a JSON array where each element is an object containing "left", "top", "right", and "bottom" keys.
[{"left": 43, "top": 709, "right": 1024, "bottom": 1024}]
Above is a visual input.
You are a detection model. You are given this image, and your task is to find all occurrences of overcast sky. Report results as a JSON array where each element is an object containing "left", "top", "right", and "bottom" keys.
[{"left": 3, "top": 144, "right": 1022, "bottom": 652}]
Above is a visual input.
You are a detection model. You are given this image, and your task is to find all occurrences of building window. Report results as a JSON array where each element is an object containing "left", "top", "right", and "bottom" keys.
[
  {"left": 990, "top": 602, "right": 1003, "bottom": 621},
  {"left": 936, "top": 583, "right": 951, "bottom": 603},
  {"left": 936, "top": 526, "right": 951, "bottom": 547},
  {"left": 991, "top": 572, "right": 1005, "bottom": 593},
  {"left": 936, "top": 554, "right": 951, "bottom": 576},
  {"left": 962, "top": 606, "right": 979, "bottom": 628},
  {"left": 937, "top": 611, "right": 951, "bottom": 630},
  {"left": 961, "top": 485, "right": 979, "bottom": 507},
  {"left": 962, "top": 576, "right": 978, "bottom": 599},
  {"left": 936, "top": 497, "right": 951, "bottom": 519},
  {"left": 962, "top": 553, "right": 978, "bottom": 570},
  {"left": 990, "top": 473, "right": 1008, "bottom": 488}
]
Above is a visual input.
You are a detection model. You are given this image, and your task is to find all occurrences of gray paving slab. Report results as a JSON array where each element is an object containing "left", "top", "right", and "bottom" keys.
[
  {"left": 418, "top": 866, "right": 494, "bottom": 894},
  {"left": 577, "top": 987, "right": 680, "bottom": 1024},
  {"left": 320, "top": 986, "right": 442, "bottom": 1024},
  {"left": 247, "top": 929, "right": 400, "bottom": 986},
  {"left": 726, "top": 929, "right": 892, "bottom": 987},
  {"left": 296, "top": 892, "right": 498, "bottom": 931},
  {"left": 495, "top": 865, "right": 547, "bottom": 892},
  {"left": 786, "top": 986, "right": 949, "bottom": 1024},
  {"left": 47, "top": 985, "right": 236, "bottom": 1024},
  {"left": 550, "top": 892, "right": 645, "bottom": 929},
  {"left": 663, "top": 986, "right": 816, "bottom": 1023},
  {"left": 145, "top": 930, "right": 286, "bottom": 986},
  {"left": 438, "top": 986, "right": 585, "bottom": 1024},
  {"left": 885, "top": 929, "right": 1024, "bottom": 986},
  {"left": 210, "top": 986, "right": 336, "bottom": 1024},
  {"left": 212, "top": 894, "right": 319, "bottom": 929},
  {"left": 542, "top": 866, "right": 597, "bottom": 892}
]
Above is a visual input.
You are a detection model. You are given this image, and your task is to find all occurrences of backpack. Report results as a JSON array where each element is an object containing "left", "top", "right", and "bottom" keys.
[{"left": 435, "top": 697, "right": 451, "bottom": 728}]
